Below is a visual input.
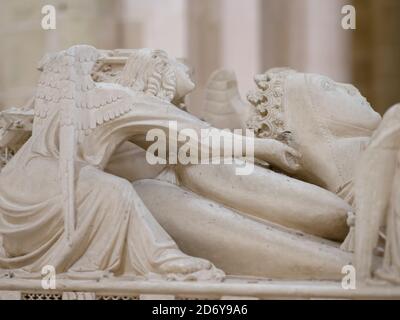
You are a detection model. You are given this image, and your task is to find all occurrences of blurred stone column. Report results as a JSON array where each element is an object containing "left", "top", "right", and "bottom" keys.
[
  {"left": 119, "top": 0, "right": 187, "bottom": 57},
  {"left": 304, "top": 0, "right": 352, "bottom": 82},
  {"left": 186, "top": 0, "right": 222, "bottom": 117},
  {"left": 0, "top": 0, "right": 120, "bottom": 109},
  {"left": 352, "top": 0, "right": 400, "bottom": 114},
  {"left": 259, "top": 0, "right": 308, "bottom": 71},
  {"left": 220, "top": 0, "right": 261, "bottom": 97},
  {"left": 259, "top": 0, "right": 351, "bottom": 82},
  {"left": 350, "top": 0, "right": 373, "bottom": 108},
  {"left": 0, "top": 1, "right": 46, "bottom": 108},
  {"left": 372, "top": 0, "right": 400, "bottom": 114}
]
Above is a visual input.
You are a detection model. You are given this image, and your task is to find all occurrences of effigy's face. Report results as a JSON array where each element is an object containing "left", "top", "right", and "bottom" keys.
[
  {"left": 307, "top": 74, "right": 381, "bottom": 128},
  {"left": 308, "top": 74, "right": 372, "bottom": 112},
  {"left": 171, "top": 59, "right": 195, "bottom": 99}
]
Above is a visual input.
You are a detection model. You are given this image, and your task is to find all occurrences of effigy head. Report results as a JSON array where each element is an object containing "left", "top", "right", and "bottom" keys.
[
  {"left": 246, "top": 68, "right": 382, "bottom": 190},
  {"left": 117, "top": 48, "right": 195, "bottom": 103},
  {"left": 246, "top": 68, "right": 378, "bottom": 145}
]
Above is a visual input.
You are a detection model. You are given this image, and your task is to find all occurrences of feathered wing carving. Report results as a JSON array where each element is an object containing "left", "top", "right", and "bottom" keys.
[
  {"left": 34, "top": 45, "right": 136, "bottom": 245},
  {"left": 203, "top": 69, "right": 249, "bottom": 130}
]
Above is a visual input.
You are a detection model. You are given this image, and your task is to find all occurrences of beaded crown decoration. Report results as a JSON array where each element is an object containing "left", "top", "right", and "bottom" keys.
[{"left": 246, "top": 68, "right": 296, "bottom": 144}]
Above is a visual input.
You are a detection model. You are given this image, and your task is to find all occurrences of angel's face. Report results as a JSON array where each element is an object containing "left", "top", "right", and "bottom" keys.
[{"left": 172, "top": 60, "right": 195, "bottom": 99}]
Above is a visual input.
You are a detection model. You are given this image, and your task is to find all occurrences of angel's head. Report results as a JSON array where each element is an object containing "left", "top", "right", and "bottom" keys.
[{"left": 117, "top": 49, "right": 195, "bottom": 103}]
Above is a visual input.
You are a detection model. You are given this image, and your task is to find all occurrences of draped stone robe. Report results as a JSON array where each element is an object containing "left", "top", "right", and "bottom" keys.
[
  {"left": 0, "top": 88, "right": 211, "bottom": 278},
  {"left": 354, "top": 104, "right": 400, "bottom": 283}
]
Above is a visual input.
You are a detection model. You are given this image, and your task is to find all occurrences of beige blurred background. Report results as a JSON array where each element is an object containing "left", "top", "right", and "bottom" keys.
[{"left": 0, "top": 0, "right": 399, "bottom": 116}]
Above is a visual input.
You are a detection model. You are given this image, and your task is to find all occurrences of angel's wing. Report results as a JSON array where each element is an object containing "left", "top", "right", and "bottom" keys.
[
  {"left": 203, "top": 69, "right": 251, "bottom": 130},
  {"left": 35, "top": 45, "right": 135, "bottom": 245}
]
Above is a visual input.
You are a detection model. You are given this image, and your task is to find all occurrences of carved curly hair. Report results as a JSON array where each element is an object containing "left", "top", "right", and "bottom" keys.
[{"left": 117, "top": 49, "right": 177, "bottom": 102}]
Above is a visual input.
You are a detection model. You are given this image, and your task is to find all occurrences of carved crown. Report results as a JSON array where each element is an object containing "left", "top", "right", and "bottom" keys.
[{"left": 246, "top": 68, "right": 296, "bottom": 144}]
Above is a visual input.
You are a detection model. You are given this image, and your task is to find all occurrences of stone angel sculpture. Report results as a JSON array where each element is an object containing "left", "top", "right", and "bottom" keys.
[{"left": 0, "top": 45, "right": 228, "bottom": 281}]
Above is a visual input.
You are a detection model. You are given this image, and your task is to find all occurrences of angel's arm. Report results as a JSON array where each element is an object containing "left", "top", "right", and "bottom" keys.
[{"left": 127, "top": 97, "right": 300, "bottom": 172}]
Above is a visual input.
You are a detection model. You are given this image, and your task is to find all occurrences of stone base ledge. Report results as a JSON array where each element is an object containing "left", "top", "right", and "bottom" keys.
[{"left": 1, "top": 278, "right": 400, "bottom": 300}]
